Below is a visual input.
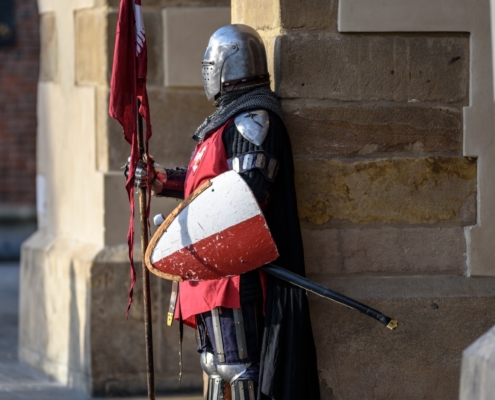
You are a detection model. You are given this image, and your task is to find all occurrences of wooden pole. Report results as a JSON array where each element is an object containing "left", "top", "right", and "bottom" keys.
[{"left": 137, "top": 99, "right": 156, "bottom": 400}]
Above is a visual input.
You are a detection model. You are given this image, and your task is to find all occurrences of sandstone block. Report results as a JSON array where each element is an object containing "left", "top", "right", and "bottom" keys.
[
  {"left": 280, "top": 0, "right": 338, "bottom": 30},
  {"left": 39, "top": 13, "right": 57, "bottom": 82},
  {"left": 285, "top": 104, "right": 462, "bottom": 156},
  {"left": 232, "top": 0, "right": 280, "bottom": 31},
  {"left": 342, "top": 226, "right": 466, "bottom": 274},
  {"left": 20, "top": 234, "right": 203, "bottom": 396},
  {"left": 295, "top": 156, "right": 477, "bottom": 225},
  {"left": 91, "top": 251, "right": 202, "bottom": 395},
  {"left": 19, "top": 233, "right": 100, "bottom": 393},
  {"left": 277, "top": 33, "right": 469, "bottom": 103},
  {"left": 109, "top": 0, "right": 230, "bottom": 8},
  {"left": 144, "top": 11, "right": 164, "bottom": 86},
  {"left": 96, "top": 87, "right": 109, "bottom": 172},
  {"left": 302, "top": 226, "right": 466, "bottom": 275},
  {"left": 76, "top": 9, "right": 107, "bottom": 86},
  {"left": 310, "top": 275, "right": 495, "bottom": 400},
  {"left": 460, "top": 325, "right": 495, "bottom": 400},
  {"left": 233, "top": 0, "right": 337, "bottom": 31},
  {"left": 301, "top": 228, "right": 341, "bottom": 275},
  {"left": 163, "top": 7, "right": 231, "bottom": 87},
  {"left": 340, "top": 227, "right": 403, "bottom": 273}
]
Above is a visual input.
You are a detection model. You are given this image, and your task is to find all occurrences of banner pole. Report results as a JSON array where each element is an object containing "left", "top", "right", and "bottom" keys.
[{"left": 137, "top": 99, "right": 156, "bottom": 400}]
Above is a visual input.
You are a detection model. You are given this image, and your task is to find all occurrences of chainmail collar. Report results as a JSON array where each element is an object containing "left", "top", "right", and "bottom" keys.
[{"left": 193, "top": 85, "right": 284, "bottom": 141}]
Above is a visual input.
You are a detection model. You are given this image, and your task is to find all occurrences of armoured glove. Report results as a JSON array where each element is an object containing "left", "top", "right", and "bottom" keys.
[{"left": 123, "top": 156, "right": 167, "bottom": 195}]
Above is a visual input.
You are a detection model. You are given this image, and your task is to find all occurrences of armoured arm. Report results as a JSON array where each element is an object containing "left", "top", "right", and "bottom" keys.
[
  {"left": 223, "top": 109, "right": 281, "bottom": 303},
  {"left": 123, "top": 158, "right": 186, "bottom": 199},
  {"left": 222, "top": 109, "right": 280, "bottom": 207},
  {"left": 154, "top": 167, "right": 187, "bottom": 200}
]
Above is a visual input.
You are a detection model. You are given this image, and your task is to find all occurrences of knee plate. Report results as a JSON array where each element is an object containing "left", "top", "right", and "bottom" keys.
[
  {"left": 200, "top": 351, "right": 219, "bottom": 377},
  {"left": 217, "top": 363, "right": 251, "bottom": 383},
  {"left": 200, "top": 352, "right": 226, "bottom": 400}
]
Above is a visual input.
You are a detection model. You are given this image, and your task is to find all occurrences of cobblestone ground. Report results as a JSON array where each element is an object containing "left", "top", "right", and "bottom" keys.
[{"left": 0, "top": 263, "right": 202, "bottom": 400}]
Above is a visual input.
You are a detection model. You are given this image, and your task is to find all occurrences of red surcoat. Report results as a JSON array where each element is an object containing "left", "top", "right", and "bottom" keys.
[{"left": 174, "top": 120, "right": 268, "bottom": 328}]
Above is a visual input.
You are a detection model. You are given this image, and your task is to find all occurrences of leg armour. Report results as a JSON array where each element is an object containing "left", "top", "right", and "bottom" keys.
[
  {"left": 231, "top": 379, "right": 257, "bottom": 400},
  {"left": 197, "top": 303, "right": 263, "bottom": 399},
  {"left": 200, "top": 352, "right": 226, "bottom": 400},
  {"left": 197, "top": 304, "right": 262, "bottom": 367}
]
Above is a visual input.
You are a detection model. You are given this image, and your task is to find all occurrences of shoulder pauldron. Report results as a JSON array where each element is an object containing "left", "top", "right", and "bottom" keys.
[{"left": 234, "top": 109, "right": 270, "bottom": 146}]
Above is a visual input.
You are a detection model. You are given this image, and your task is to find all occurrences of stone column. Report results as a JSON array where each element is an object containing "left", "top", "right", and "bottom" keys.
[
  {"left": 232, "top": 0, "right": 495, "bottom": 398},
  {"left": 20, "top": 0, "right": 229, "bottom": 395},
  {"left": 460, "top": 325, "right": 495, "bottom": 400}
]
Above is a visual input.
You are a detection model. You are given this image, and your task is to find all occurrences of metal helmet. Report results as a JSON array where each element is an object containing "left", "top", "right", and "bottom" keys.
[{"left": 202, "top": 24, "right": 269, "bottom": 101}]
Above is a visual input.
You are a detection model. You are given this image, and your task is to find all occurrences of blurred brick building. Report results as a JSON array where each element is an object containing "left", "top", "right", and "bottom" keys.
[{"left": 0, "top": 0, "right": 39, "bottom": 259}]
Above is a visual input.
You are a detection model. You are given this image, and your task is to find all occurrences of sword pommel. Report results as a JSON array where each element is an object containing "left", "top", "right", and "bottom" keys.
[{"left": 386, "top": 319, "right": 398, "bottom": 330}]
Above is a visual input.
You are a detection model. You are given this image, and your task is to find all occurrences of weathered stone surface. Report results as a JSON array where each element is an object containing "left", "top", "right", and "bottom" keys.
[
  {"left": 295, "top": 156, "right": 477, "bottom": 225},
  {"left": 19, "top": 235, "right": 203, "bottom": 396},
  {"left": 40, "top": 13, "right": 57, "bottom": 82},
  {"left": 107, "top": 10, "right": 163, "bottom": 86},
  {"left": 96, "top": 87, "right": 109, "bottom": 172},
  {"left": 76, "top": 8, "right": 107, "bottom": 86},
  {"left": 163, "top": 7, "right": 231, "bottom": 87},
  {"left": 309, "top": 275, "right": 495, "bottom": 400},
  {"left": 107, "top": 87, "right": 213, "bottom": 171},
  {"left": 343, "top": 226, "right": 465, "bottom": 273},
  {"left": 233, "top": 0, "right": 338, "bottom": 31},
  {"left": 277, "top": 33, "right": 469, "bottom": 103},
  {"left": 109, "top": 0, "right": 230, "bottom": 8},
  {"left": 91, "top": 250, "right": 202, "bottom": 396},
  {"left": 285, "top": 104, "right": 462, "bottom": 156},
  {"left": 143, "top": 11, "right": 164, "bottom": 87},
  {"left": 232, "top": 0, "right": 280, "bottom": 31},
  {"left": 301, "top": 229, "right": 341, "bottom": 275},
  {"left": 19, "top": 233, "right": 99, "bottom": 393},
  {"left": 460, "top": 325, "right": 495, "bottom": 400},
  {"left": 302, "top": 226, "right": 466, "bottom": 274},
  {"left": 280, "top": 0, "right": 338, "bottom": 30}
]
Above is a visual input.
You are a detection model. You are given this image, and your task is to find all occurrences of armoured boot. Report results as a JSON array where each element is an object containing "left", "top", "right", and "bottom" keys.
[
  {"left": 200, "top": 351, "right": 226, "bottom": 400},
  {"left": 231, "top": 379, "right": 257, "bottom": 400}
]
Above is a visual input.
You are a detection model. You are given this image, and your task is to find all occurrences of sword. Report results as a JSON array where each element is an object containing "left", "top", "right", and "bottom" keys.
[
  {"left": 262, "top": 264, "right": 398, "bottom": 330},
  {"left": 152, "top": 214, "right": 398, "bottom": 331}
]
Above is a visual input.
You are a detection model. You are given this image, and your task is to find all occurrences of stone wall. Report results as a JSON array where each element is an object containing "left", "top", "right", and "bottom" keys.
[
  {"left": 20, "top": 0, "right": 229, "bottom": 396},
  {"left": 232, "top": 0, "right": 495, "bottom": 399},
  {"left": 22, "top": 0, "right": 495, "bottom": 398}
]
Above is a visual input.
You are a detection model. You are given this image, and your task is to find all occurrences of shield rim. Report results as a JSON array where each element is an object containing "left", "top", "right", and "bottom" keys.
[{"left": 144, "top": 179, "right": 213, "bottom": 282}]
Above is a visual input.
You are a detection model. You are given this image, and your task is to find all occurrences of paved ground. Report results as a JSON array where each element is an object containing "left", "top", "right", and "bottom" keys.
[{"left": 0, "top": 262, "right": 202, "bottom": 400}]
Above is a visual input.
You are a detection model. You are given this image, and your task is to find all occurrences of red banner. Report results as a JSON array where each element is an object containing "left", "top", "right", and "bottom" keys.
[{"left": 109, "top": 0, "right": 153, "bottom": 317}]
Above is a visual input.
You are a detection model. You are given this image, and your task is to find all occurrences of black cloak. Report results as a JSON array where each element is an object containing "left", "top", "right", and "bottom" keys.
[
  {"left": 258, "top": 112, "right": 320, "bottom": 400},
  {"left": 222, "top": 110, "right": 321, "bottom": 400}
]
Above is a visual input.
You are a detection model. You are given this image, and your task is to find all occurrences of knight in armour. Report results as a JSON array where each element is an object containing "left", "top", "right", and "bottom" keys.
[{"left": 130, "top": 24, "right": 320, "bottom": 400}]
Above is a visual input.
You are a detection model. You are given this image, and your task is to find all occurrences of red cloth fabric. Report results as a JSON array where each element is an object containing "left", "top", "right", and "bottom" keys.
[
  {"left": 108, "top": 0, "right": 153, "bottom": 317},
  {"left": 162, "top": 178, "right": 184, "bottom": 193},
  {"left": 175, "top": 121, "right": 245, "bottom": 328}
]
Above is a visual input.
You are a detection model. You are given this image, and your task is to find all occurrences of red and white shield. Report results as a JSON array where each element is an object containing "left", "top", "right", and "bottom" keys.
[{"left": 145, "top": 171, "right": 279, "bottom": 281}]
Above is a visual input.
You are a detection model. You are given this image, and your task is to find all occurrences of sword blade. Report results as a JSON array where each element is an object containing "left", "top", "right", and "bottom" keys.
[{"left": 262, "top": 264, "right": 398, "bottom": 330}]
